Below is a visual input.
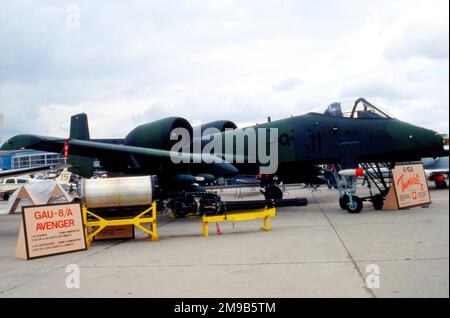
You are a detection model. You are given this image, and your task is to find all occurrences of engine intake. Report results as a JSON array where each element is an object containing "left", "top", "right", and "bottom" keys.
[
  {"left": 197, "top": 120, "right": 237, "bottom": 135},
  {"left": 125, "top": 117, "right": 193, "bottom": 150}
]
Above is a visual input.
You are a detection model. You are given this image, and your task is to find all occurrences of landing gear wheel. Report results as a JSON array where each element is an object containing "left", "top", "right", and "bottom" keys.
[
  {"left": 3, "top": 193, "right": 9, "bottom": 201},
  {"left": 372, "top": 194, "right": 384, "bottom": 210},
  {"left": 435, "top": 181, "right": 448, "bottom": 189},
  {"left": 267, "top": 186, "right": 283, "bottom": 200},
  {"left": 339, "top": 194, "right": 349, "bottom": 210},
  {"left": 345, "top": 196, "right": 363, "bottom": 214}
]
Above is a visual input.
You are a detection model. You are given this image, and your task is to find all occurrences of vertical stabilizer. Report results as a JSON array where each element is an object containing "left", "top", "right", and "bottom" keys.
[
  {"left": 70, "top": 113, "right": 90, "bottom": 140},
  {"left": 68, "top": 113, "right": 94, "bottom": 177}
]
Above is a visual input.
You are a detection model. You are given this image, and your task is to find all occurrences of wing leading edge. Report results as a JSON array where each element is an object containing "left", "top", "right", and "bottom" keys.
[{"left": 1, "top": 134, "right": 239, "bottom": 176}]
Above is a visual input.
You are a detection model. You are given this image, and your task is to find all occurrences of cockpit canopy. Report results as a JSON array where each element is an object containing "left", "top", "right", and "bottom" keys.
[{"left": 324, "top": 98, "right": 391, "bottom": 119}]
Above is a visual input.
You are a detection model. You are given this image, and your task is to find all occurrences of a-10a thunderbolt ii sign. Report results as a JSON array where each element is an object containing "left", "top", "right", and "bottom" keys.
[{"left": 2, "top": 98, "right": 447, "bottom": 214}]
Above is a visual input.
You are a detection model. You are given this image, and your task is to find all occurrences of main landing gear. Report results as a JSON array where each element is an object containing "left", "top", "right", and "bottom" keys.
[
  {"left": 263, "top": 185, "right": 283, "bottom": 200},
  {"left": 259, "top": 175, "right": 283, "bottom": 200}
]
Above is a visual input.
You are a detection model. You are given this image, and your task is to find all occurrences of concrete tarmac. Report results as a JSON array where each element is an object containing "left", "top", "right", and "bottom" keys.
[{"left": 0, "top": 185, "right": 448, "bottom": 298}]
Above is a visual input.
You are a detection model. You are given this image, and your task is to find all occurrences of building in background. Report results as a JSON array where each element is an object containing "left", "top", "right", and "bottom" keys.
[
  {"left": 442, "top": 134, "right": 449, "bottom": 146},
  {"left": 0, "top": 113, "right": 3, "bottom": 145},
  {"left": 0, "top": 114, "right": 68, "bottom": 171},
  {"left": 0, "top": 150, "right": 66, "bottom": 171}
]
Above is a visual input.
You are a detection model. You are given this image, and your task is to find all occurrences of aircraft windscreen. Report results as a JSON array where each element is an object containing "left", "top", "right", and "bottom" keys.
[{"left": 323, "top": 98, "right": 391, "bottom": 119}]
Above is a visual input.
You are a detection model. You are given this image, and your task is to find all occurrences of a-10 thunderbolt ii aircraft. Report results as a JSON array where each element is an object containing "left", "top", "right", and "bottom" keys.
[{"left": 1, "top": 98, "right": 446, "bottom": 214}]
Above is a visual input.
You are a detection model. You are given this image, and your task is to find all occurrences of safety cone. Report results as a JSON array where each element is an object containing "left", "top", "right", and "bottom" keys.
[{"left": 216, "top": 223, "right": 223, "bottom": 235}]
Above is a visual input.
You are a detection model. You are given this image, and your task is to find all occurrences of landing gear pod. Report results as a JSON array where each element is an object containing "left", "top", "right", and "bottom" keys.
[{"left": 81, "top": 176, "right": 158, "bottom": 209}]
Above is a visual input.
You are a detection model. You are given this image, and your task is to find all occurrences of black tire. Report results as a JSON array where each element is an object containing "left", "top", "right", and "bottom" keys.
[
  {"left": 346, "top": 196, "right": 363, "bottom": 214},
  {"left": 435, "top": 181, "right": 448, "bottom": 189},
  {"left": 267, "top": 186, "right": 283, "bottom": 200},
  {"left": 372, "top": 194, "right": 384, "bottom": 210},
  {"left": 3, "top": 193, "right": 9, "bottom": 201},
  {"left": 339, "top": 194, "right": 349, "bottom": 210}
]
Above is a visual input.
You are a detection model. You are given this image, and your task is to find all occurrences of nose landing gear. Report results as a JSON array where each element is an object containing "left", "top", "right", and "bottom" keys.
[
  {"left": 338, "top": 175, "right": 364, "bottom": 213},
  {"left": 332, "top": 163, "right": 392, "bottom": 213}
]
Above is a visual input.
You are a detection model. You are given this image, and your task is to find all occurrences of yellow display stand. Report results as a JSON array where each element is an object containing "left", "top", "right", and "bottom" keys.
[
  {"left": 202, "top": 206, "right": 276, "bottom": 237},
  {"left": 82, "top": 202, "right": 158, "bottom": 247}
]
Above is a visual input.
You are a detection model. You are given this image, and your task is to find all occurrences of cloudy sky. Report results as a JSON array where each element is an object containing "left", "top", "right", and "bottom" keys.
[{"left": 0, "top": 0, "right": 448, "bottom": 141}]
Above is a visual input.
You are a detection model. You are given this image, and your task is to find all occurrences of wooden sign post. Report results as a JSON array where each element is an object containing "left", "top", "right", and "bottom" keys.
[
  {"left": 384, "top": 162, "right": 431, "bottom": 210},
  {"left": 16, "top": 203, "right": 87, "bottom": 260}
]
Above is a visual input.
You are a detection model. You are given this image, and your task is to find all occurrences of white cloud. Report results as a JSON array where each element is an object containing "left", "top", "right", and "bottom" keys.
[
  {"left": 384, "top": 18, "right": 449, "bottom": 60},
  {"left": 273, "top": 77, "right": 304, "bottom": 92},
  {"left": 0, "top": 0, "right": 448, "bottom": 141}
]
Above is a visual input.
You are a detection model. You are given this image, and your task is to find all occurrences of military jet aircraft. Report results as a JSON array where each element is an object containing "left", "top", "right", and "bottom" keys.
[
  {"left": 423, "top": 157, "right": 449, "bottom": 189},
  {"left": 1, "top": 98, "right": 446, "bottom": 214}
]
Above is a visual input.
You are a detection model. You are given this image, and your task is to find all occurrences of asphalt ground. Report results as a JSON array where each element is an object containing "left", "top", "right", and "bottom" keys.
[{"left": 0, "top": 184, "right": 448, "bottom": 298}]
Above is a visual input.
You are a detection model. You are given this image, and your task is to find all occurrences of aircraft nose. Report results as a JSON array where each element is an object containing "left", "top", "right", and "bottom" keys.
[{"left": 418, "top": 129, "right": 445, "bottom": 158}]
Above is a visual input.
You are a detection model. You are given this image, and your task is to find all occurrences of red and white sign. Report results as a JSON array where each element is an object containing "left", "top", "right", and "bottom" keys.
[
  {"left": 16, "top": 203, "right": 86, "bottom": 260},
  {"left": 391, "top": 163, "right": 431, "bottom": 209}
]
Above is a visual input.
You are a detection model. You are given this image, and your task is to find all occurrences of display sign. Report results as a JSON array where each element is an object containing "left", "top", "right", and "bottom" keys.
[
  {"left": 94, "top": 225, "right": 135, "bottom": 241},
  {"left": 57, "top": 170, "right": 72, "bottom": 184},
  {"left": 390, "top": 163, "right": 431, "bottom": 209},
  {"left": 16, "top": 203, "right": 86, "bottom": 260}
]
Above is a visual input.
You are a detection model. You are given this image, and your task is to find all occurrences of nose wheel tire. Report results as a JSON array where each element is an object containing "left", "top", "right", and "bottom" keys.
[
  {"left": 345, "top": 196, "right": 363, "bottom": 214},
  {"left": 435, "top": 181, "right": 448, "bottom": 189},
  {"left": 339, "top": 194, "right": 349, "bottom": 210},
  {"left": 3, "top": 193, "right": 9, "bottom": 201}
]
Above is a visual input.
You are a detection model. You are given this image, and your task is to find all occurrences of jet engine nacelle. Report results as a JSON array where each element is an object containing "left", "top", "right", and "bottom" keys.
[
  {"left": 125, "top": 117, "right": 193, "bottom": 150},
  {"left": 195, "top": 120, "right": 237, "bottom": 136}
]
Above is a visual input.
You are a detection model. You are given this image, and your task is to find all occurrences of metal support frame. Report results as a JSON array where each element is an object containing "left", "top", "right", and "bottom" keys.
[
  {"left": 329, "top": 167, "right": 346, "bottom": 199},
  {"left": 202, "top": 206, "right": 276, "bottom": 237},
  {"left": 332, "top": 162, "right": 392, "bottom": 202},
  {"left": 82, "top": 201, "right": 158, "bottom": 247},
  {"left": 361, "top": 162, "right": 392, "bottom": 201}
]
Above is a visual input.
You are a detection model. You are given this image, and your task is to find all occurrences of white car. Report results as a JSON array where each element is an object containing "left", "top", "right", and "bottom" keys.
[{"left": 0, "top": 177, "right": 32, "bottom": 200}]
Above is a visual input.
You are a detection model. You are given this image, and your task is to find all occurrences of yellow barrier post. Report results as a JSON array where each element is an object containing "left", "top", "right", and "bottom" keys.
[
  {"left": 82, "top": 201, "right": 158, "bottom": 247},
  {"left": 202, "top": 206, "right": 276, "bottom": 237},
  {"left": 262, "top": 214, "right": 271, "bottom": 232},
  {"left": 202, "top": 219, "right": 209, "bottom": 238}
]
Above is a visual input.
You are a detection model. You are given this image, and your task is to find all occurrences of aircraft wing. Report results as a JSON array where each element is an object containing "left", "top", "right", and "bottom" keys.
[
  {"left": 0, "top": 165, "right": 58, "bottom": 178},
  {"left": 1, "top": 134, "right": 239, "bottom": 175}
]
